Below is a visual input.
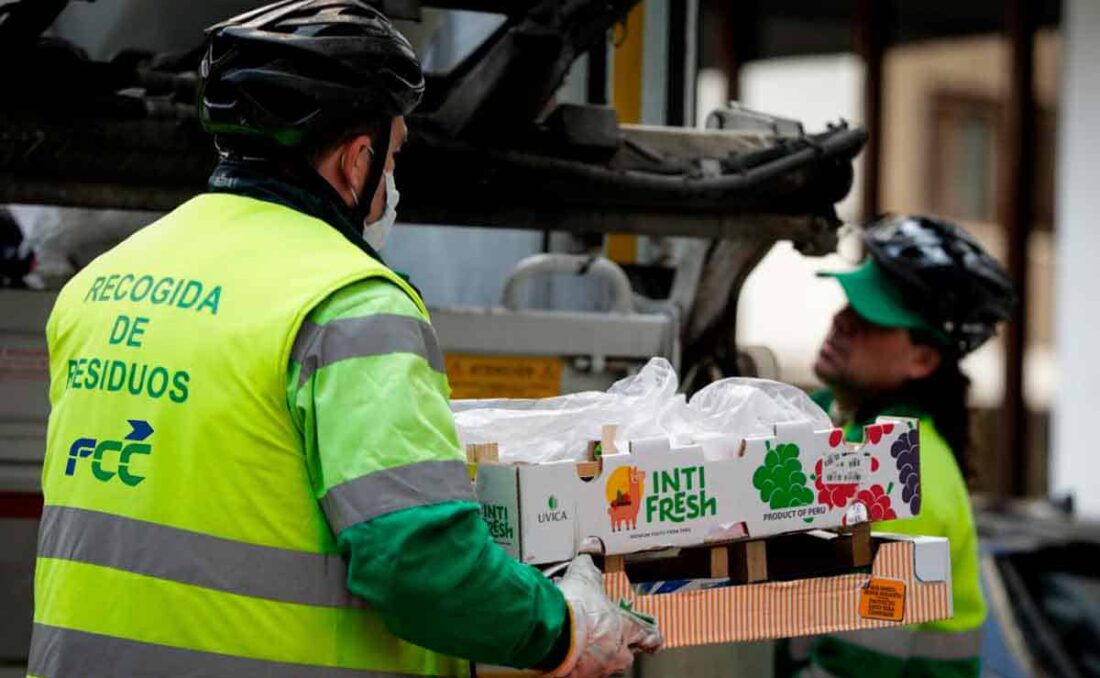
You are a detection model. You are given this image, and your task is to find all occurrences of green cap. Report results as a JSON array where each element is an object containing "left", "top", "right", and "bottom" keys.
[{"left": 819, "top": 259, "right": 942, "bottom": 337}]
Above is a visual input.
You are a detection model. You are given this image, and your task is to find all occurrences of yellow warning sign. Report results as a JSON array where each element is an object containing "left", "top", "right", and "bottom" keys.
[
  {"left": 859, "top": 578, "right": 907, "bottom": 622},
  {"left": 445, "top": 354, "right": 563, "bottom": 400}
]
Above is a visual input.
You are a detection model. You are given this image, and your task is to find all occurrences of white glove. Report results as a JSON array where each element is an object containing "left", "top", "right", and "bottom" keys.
[{"left": 547, "top": 555, "right": 664, "bottom": 678}]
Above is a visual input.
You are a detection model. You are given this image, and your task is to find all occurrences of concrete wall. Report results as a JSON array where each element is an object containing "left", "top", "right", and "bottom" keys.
[{"left": 1052, "top": 0, "right": 1100, "bottom": 518}]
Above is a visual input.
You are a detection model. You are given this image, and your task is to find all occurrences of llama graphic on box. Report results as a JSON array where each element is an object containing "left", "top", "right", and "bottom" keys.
[{"left": 607, "top": 466, "right": 645, "bottom": 531}]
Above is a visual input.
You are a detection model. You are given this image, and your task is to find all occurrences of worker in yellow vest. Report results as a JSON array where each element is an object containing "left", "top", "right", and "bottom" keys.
[
  {"left": 779, "top": 215, "right": 1015, "bottom": 678},
  {"left": 29, "top": 2, "right": 661, "bottom": 676}
]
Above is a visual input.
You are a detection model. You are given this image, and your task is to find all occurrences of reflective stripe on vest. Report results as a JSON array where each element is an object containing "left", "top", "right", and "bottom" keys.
[
  {"left": 322, "top": 460, "right": 476, "bottom": 533},
  {"left": 29, "top": 624, "right": 442, "bottom": 678},
  {"left": 828, "top": 627, "right": 982, "bottom": 661},
  {"left": 291, "top": 313, "right": 446, "bottom": 386},
  {"left": 35, "top": 194, "right": 467, "bottom": 677},
  {"left": 807, "top": 628, "right": 982, "bottom": 678},
  {"left": 37, "top": 505, "right": 362, "bottom": 608}
]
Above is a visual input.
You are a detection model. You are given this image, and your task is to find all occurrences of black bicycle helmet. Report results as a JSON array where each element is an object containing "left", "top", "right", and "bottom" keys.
[
  {"left": 863, "top": 214, "right": 1016, "bottom": 356},
  {"left": 200, "top": 0, "right": 423, "bottom": 139},
  {"left": 199, "top": 0, "right": 423, "bottom": 218}
]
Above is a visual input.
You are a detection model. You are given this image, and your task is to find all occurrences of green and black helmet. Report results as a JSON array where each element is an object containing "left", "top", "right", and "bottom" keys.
[
  {"left": 199, "top": 0, "right": 423, "bottom": 146},
  {"left": 821, "top": 214, "right": 1016, "bottom": 356},
  {"left": 863, "top": 215, "right": 1016, "bottom": 355}
]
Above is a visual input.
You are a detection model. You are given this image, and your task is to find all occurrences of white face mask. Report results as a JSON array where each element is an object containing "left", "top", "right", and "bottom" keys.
[{"left": 362, "top": 172, "right": 399, "bottom": 252}]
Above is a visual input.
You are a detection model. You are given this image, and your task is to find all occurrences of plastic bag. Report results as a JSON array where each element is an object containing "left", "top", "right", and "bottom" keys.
[
  {"left": 451, "top": 358, "right": 830, "bottom": 463},
  {"left": 687, "top": 377, "right": 831, "bottom": 435},
  {"left": 452, "top": 358, "right": 679, "bottom": 463},
  {"left": 683, "top": 377, "right": 831, "bottom": 460}
]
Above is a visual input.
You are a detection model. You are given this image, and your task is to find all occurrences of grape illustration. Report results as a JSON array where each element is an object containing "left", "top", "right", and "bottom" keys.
[
  {"left": 753, "top": 442, "right": 815, "bottom": 510},
  {"left": 856, "top": 484, "right": 897, "bottom": 521},
  {"left": 891, "top": 426, "right": 921, "bottom": 515}
]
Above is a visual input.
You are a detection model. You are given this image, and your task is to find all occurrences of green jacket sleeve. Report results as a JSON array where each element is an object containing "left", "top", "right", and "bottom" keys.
[
  {"left": 287, "top": 277, "right": 569, "bottom": 669},
  {"left": 339, "top": 502, "right": 569, "bottom": 667}
]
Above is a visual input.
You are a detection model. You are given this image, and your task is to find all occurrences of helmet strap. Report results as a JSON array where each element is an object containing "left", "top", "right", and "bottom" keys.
[{"left": 353, "top": 119, "right": 392, "bottom": 226}]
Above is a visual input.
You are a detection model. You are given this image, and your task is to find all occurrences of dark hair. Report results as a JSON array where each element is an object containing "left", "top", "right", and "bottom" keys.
[
  {"left": 856, "top": 334, "right": 972, "bottom": 476},
  {"left": 298, "top": 114, "right": 389, "bottom": 166}
]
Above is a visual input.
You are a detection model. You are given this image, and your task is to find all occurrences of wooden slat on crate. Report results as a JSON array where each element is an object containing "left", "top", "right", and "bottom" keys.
[
  {"left": 465, "top": 443, "right": 499, "bottom": 463},
  {"left": 731, "top": 540, "right": 768, "bottom": 583},
  {"left": 709, "top": 546, "right": 729, "bottom": 578}
]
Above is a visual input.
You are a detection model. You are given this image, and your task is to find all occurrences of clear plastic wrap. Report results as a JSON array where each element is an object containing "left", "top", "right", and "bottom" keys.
[
  {"left": 452, "top": 358, "right": 679, "bottom": 463},
  {"left": 452, "top": 358, "right": 829, "bottom": 463},
  {"left": 687, "top": 376, "right": 831, "bottom": 434}
]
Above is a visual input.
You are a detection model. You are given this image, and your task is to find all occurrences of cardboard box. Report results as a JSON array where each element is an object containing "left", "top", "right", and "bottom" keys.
[
  {"left": 476, "top": 533, "right": 952, "bottom": 676},
  {"left": 606, "top": 533, "right": 951, "bottom": 647},
  {"left": 475, "top": 417, "right": 921, "bottom": 565}
]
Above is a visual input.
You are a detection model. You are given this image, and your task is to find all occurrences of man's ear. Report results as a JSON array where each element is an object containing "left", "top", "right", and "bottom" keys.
[
  {"left": 338, "top": 134, "right": 374, "bottom": 195},
  {"left": 313, "top": 133, "right": 374, "bottom": 207},
  {"left": 906, "top": 344, "right": 943, "bottom": 380}
]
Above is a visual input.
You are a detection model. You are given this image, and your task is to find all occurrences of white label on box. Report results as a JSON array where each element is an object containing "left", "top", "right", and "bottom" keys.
[
  {"left": 845, "top": 502, "right": 869, "bottom": 525},
  {"left": 518, "top": 462, "right": 583, "bottom": 564},
  {"left": 822, "top": 451, "right": 865, "bottom": 484}
]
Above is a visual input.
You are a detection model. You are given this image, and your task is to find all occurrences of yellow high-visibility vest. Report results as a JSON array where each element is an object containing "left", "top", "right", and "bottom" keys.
[{"left": 32, "top": 193, "right": 468, "bottom": 678}]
